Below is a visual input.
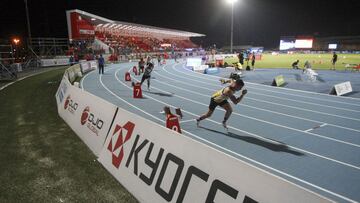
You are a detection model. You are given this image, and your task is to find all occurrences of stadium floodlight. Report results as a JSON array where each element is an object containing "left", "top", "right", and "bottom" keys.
[
  {"left": 226, "top": 0, "right": 238, "bottom": 4},
  {"left": 225, "top": 0, "right": 238, "bottom": 53},
  {"left": 13, "top": 38, "right": 20, "bottom": 45}
]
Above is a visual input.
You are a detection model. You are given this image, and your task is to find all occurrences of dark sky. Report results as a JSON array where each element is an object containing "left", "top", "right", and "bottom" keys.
[{"left": 1, "top": 0, "right": 360, "bottom": 48}]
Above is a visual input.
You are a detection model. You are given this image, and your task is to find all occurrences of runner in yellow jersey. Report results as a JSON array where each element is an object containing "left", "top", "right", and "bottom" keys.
[{"left": 196, "top": 79, "right": 247, "bottom": 129}]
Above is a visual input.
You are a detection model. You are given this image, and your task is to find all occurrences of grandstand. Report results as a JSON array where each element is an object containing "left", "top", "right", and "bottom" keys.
[{"left": 66, "top": 9, "right": 205, "bottom": 55}]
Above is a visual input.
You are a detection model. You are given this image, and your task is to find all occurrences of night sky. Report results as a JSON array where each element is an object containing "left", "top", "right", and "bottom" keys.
[{"left": 1, "top": 0, "right": 360, "bottom": 48}]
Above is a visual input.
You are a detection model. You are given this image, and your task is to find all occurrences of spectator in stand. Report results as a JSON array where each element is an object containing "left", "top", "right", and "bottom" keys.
[
  {"left": 98, "top": 54, "right": 105, "bottom": 74},
  {"left": 331, "top": 52, "right": 338, "bottom": 70},
  {"left": 292, "top": 60, "right": 300, "bottom": 69}
]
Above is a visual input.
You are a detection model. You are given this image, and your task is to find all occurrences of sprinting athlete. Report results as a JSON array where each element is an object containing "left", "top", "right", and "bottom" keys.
[
  {"left": 219, "top": 72, "right": 242, "bottom": 84},
  {"left": 140, "top": 62, "right": 154, "bottom": 90},
  {"left": 196, "top": 79, "right": 247, "bottom": 129}
]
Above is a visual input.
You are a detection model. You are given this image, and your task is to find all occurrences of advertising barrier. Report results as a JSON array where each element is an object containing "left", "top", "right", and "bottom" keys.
[
  {"left": 66, "top": 64, "right": 82, "bottom": 83},
  {"left": 193, "top": 65, "right": 208, "bottom": 72},
  {"left": 98, "top": 107, "right": 330, "bottom": 203},
  {"left": 41, "top": 58, "right": 70, "bottom": 67},
  {"left": 80, "top": 60, "right": 97, "bottom": 74},
  {"left": 56, "top": 76, "right": 117, "bottom": 156},
  {"left": 55, "top": 64, "right": 332, "bottom": 203}
]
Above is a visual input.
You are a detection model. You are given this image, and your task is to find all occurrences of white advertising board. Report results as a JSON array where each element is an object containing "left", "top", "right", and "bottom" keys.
[
  {"left": 41, "top": 58, "right": 70, "bottom": 67},
  {"left": 57, "top": 83, "right": 117, "bottom": 156},
  {"left": 98, "top": 107, "right": 330, "bottom": 203},
  {"left": 186, "top": 58, "right": 202, "bottom": 69},
  {"left": 331, "top": 81, "right": 353, "bottom": 96}
]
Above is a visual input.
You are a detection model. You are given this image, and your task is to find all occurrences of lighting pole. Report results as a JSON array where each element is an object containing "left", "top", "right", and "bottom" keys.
[
  {"left": 24, "top": 0, "right": 32, "bottom": 46},
  {"left": 226, "top": 0, "right": 238, "bottom": 53}
]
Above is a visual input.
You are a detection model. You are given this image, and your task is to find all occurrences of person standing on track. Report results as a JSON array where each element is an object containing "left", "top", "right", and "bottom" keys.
[
  {"left": 196, "top": 79, "right": 247, "bottom": 129},
  {"left": 157, "top": 55, "right": 162, "bottom": 66},
  {"left": 140, "top": 62, "right": 154, "bottom": 90},
  {"left": 98, "top": 54, "right": 105, "bottom": 74},
  {"left": 139, "top": 58, "right": 145, "bottom": 73}
]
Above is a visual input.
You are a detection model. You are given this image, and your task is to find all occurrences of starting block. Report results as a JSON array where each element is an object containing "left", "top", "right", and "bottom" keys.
[
  {"left": 133, "top": 66, "right": 138, "bottom": 75},
  {"left": 125, "top": 72, "right": 131, "bottom": 81},
  {"left": 133, "top": 82, "right": 143, "bottom": 98},
  {"left": 163, "top": 106, "right": 182, "bottom": 133}
]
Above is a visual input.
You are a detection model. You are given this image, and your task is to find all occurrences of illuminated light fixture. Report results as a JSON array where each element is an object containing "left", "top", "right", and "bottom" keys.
[
  {"left": 226, "top": 0, "right": 238, "bottom": 3},
  {"left": 13, "top": 38, "right": 20, "bottom": 45}
]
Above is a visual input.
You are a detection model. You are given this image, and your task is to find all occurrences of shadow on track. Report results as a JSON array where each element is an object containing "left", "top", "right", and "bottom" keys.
[
  {"left": 144, "top": 91, "right": 174, "bottom": 97},
  {"left": 199, "top": 126, "right": 304, "bottom": 156}
]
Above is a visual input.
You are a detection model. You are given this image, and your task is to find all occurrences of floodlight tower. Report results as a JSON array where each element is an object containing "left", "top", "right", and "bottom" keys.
[
  {"left": 24, "top": 0, "right": 32, "bottom": 46},
  {"left": 226, "top": 0, "right": 238, "bottom": 53}
]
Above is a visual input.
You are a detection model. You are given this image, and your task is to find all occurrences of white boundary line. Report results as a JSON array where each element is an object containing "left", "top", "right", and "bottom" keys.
[
  {"left": 305, "top": 123, "right": 328, "bottom": 133},
  {"left": 168, "top": 65, "right": 360, "bottom": 122},
  {"left": 99, "top": 64, "right": 356, "bottom": 203},
  {"left": 185, "top": 64, "right": 360, "bottom": 104},
  {"left": 164, "top": 64, "right": 360, "bottom": 128},
  {"left": 154, "top": 67, "right": 360, "bottom": 133},
  {"left": 175, "top": 65, "right": 360, "bottom": 115},
  {"left": 0, "top": 68, "right": 62, "bottom": 91},
  {"left": 118, "top": 68, "right": 360, "bottom": 171},
  {"left": 83, "top": 63, "right": 357, "bottom": 203},
  {"left": 184, "top": 65, "right": 360, "bottom": 106},
  {"left": 180, "top": 119, "right": 196, "bottom": 124},
  {"left": 152, "top": 69, "right": 360, "bottom": 148}
]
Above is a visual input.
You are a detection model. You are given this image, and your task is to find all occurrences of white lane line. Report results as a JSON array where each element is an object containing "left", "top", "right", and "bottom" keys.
[
  {"left": 174, "top": 65, "right": 360, "bottom": 114},
  {"left": 80, "top": 70, "right": 94, "bottom": 91},
  {"left": 155, "top": 66, "right": 360, "bottom": 134},
  {"left": 181, "top": 63, "right": 360, "bottom": 105},
  {"left": 152, "top": 69, "right": 360, "bottom": 148},
  {"left": 305, "top": 123, "right": 329, "bottom": 133},
  {"left": 180, "top": 119, "right": 196, "bottom": 124},
  {"left": 169, "top": 64, "right": 360, "bottom": 131},
  {"left": 179, "top": 64, "right": 360, "bottom": 108},
  {"left": 120, "top": 68, "right": 360, "bottom": 170},
  {"left": 92, "top": 64, "right": 357, "bottom": 203},
  {"left": 0, "top": 68, "right": 61, "bottom": 91},
  {"left": 168, "top": 65, "right": 360, "bottom": 122}
]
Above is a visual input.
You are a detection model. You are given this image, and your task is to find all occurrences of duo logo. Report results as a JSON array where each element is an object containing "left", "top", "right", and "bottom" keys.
[
  {"left": 107, "top": 122, "right": 135, "bottom": 168},
  {"left": 64, "top": 95, "right": 71, "bottom": 110},
  {"left": 64, "top": 95, "right": 78, "bottom": 113},
  {"left": 81, "top": 107, "right": 90, "bottom": 125}
]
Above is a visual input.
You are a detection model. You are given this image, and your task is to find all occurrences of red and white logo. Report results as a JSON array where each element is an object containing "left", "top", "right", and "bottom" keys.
[
  {"left": 81, "top": 106, "right": 90, "bottom": 125},
  {"left": 64, "top": 95, "right": 78, "bottom": 114},
  {"left": 80, "top": 106, "right": 104, "bottom": 136},
  {"left": 64, "top": 96, "right": 71, "bottom": 110},
  {"left": 107, "top": 122, "right": 135, "bottom": 168}
]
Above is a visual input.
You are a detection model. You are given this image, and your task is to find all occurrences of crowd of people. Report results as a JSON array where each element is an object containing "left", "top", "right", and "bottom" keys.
[{"left": 95, "top": 31, "right": 198, "bottom": 54}]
